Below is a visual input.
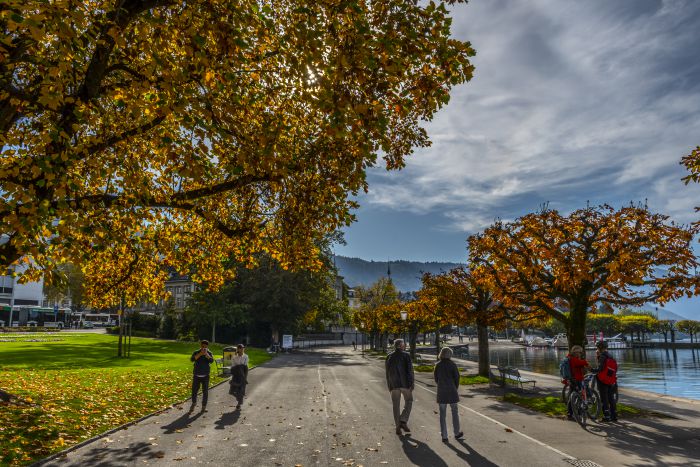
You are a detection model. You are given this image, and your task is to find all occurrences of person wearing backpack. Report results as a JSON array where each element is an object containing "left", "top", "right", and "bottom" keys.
[
  {"left": 563, "top": 345, "right": 590, "bottom": 420},
  {"left": 595, "top": 341, "right": 618, "bottom": 422}
]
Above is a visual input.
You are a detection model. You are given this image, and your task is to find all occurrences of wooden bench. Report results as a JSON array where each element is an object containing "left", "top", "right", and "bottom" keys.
[{"left": 497, "top": 366, "right": 536, "bottom": 390}]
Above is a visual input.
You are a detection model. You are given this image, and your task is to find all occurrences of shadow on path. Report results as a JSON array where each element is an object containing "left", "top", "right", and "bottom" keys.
[
  {"left": 215, "top": 409, "right": 241, "bottom": 430},
  {"left": 451, "top": 438, "right": 500, "bottom": 466},
  {"left": 400, "top": 436, "right": 449, "bottom": 467},
  {"left": 160, "top": 409, "right": 203, "bottom": 434},
  {"left": 52, "top": 441, "right": 161, "bottom": 467}
]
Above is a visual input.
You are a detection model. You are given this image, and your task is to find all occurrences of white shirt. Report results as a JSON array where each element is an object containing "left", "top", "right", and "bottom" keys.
[{"left": 231, "top": 353, "right": 249, "bottom": 367}]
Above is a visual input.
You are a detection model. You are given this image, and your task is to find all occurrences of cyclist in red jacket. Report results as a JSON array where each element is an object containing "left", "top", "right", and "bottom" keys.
[{"left": 566, "top": 345, "right": 590, "bottom": 419}]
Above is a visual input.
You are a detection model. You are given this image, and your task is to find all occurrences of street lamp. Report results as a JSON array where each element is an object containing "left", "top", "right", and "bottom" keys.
[
  {"left": 400, "top": 310, "right": 408, "bottom": 345},
  {"left": 360, "top": 321, "right": 365, "bottom": 356}
]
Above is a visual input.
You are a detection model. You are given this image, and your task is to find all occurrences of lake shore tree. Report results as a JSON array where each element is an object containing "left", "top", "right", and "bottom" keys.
[{"left": 469, "top": 205, "right": 699, "bottom": 349}]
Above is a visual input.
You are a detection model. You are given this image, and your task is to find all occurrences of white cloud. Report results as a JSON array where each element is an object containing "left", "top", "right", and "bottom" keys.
[{"left": 362, "top": 0, "right": 700, "bottom": 234}]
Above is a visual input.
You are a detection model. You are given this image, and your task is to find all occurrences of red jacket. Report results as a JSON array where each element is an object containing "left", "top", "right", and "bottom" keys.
[{"left": 567, "top": 354, "right": 589, "bottom": 382}]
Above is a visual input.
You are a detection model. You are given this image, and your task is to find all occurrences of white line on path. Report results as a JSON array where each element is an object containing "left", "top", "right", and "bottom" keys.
[
  {"left": 416, "top": 383, "right": 576, "bottom": 461},
  {"left": 317, "top": 360, "right": 329, "bottom": 419}
]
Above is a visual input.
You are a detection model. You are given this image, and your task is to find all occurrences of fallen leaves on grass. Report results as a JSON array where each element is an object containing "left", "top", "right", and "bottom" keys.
[{"left": 0, "top": 367, "right": 216, "bottom": 465}]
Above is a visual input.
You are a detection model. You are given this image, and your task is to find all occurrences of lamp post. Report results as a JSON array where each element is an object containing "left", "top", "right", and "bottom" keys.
[
  {"left": 360, "top": 322, "right": 365, "bottom": 356},
  {"left": 400, "top": 310, "right": 408, "bottom": 345}
]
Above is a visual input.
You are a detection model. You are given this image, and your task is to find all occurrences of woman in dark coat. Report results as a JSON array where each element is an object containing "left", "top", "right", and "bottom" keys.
[{"left": 434, "top": 347, "right": 463, "bottom": 443}]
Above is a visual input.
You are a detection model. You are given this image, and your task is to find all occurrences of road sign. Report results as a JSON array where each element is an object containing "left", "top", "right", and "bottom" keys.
[{"left": 282, "top": 334, "right": 293, "bottom": 349}]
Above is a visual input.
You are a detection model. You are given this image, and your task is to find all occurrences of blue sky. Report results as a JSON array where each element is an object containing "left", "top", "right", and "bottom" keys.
[{"left": 336, "top": 0, "right": 700, "bottom": 319}]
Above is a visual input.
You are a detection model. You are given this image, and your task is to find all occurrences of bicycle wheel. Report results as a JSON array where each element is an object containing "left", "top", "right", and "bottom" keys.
[
  {"left": 570, "top": 392, "right": 587, "bottom": 427},
  {"left": 586, "top": 389, "right": 601, "bottom": 421}
]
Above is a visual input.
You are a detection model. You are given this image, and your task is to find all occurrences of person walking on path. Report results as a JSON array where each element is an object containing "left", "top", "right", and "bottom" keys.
[
  {"left": 565, "top": 345, "right": 590, "bottom": 420},
  {"left": 352, "top": 340, "right": 357, "bottom": 351},
  {"left": 190, "top": 340, "right": 214, "bottom": 412},
  {"left": 385, "top": 339, "right": 414, "bottom": 435},
  {"left": 229, "top": 344, "right": 249, "bottom": 409},
  {"left": 434, "top": 347, "right": 464, "bottom": 443},
  {"left": 595, "top": 341, "right": 618, "bottom": 422}
]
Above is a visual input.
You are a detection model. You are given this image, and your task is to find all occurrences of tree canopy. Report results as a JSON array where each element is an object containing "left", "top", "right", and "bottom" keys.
[
  {"left": 469, "top": 204, "right": 699, "bottom": 348},
  {"left": 0, "top": 0, "right": 475, "bottom": 305}
]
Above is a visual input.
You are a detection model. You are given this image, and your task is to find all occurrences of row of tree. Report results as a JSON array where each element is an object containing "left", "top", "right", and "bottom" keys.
[{"left": 351, "top": 204, "right": 700, "bottom": 377}]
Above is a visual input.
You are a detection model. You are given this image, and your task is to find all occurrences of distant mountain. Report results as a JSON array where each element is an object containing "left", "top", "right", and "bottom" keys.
[{"left": 334, "top": 256, "right": 463, "bottom": 292}]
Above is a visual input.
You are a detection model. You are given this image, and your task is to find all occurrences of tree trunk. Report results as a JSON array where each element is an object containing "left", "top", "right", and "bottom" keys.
[
  {"left": 409, "top": 327, "right": 417, "bottom": 362},
  {"left": 671, "top": 329, "right": 676, "bottom": 343},
  {"left": 211, "top": 317, "right": 216, "bottom": 343},
  {"left": 117, "top": 298, "right": 124, "bottom": 357},
  {"left": 435, "top": 324, "right": 441, "bottom": 356},
  {"left": 566, "top": 302, "right": 587, "bottom": 350},
  {"left": 476, "top": 322, "right": 490, "bottom": 377},
  {"left": 663, "top": 332, "right": 668, "bottom": 344}
]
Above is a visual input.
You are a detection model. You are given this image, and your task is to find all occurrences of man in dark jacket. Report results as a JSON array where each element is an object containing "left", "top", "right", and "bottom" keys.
[
  {"left": 385, "top": 339, "right": 414, "bottom": 435},
  {"left": 190, "top": 340, "right": 214, "bottom": 412},
  {"left": 595, "top": 341, "right": 618, "bottom": 422}
]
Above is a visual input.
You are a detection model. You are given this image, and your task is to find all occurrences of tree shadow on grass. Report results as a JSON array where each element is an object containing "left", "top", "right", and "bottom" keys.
[{"left": 161, "top": 409, "right": 203, "bottom": 434}]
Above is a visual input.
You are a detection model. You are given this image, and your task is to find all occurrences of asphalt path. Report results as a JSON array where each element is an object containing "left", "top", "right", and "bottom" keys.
[{"left": 39, "top": 347, "right": 583, "bottom": 467}]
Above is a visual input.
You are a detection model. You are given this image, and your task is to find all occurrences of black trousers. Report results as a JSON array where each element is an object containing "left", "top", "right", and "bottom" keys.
[
  {"left": 192, "top": 375, "right": 210, "bottom": 406},
  {"left": 232, "top": 383, "right": 247, "bottom": 405},
  {"left": 598, "top": 382, "right": 617, "bottom": 419}
]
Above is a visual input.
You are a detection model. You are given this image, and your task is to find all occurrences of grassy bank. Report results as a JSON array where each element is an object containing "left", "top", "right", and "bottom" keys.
[
  {"left": 0, "top": 333, "right": 272, "bottom": 465},
  {"left": 503, "top": 393, "right": 653, "bottom": 419}
]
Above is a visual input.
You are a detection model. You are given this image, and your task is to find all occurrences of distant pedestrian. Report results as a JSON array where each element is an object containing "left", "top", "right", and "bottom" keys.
[
  {"left": 352, "top": 340, "right": 357, "bottom": 351},
  {"left": 190, "top": 340, "right": 214, "bottom": 412},
  {"left": 385, "top": 339, "right": 414, "bottom": 435},
  {"left": 229, "top": 344, "right": 249, "bottom": 409},
  {"left": 434, "top": 347, "right": 463, "bottom": 443},
  {"left": 595, "top": 341, "right": 618, "bottom": 422}
]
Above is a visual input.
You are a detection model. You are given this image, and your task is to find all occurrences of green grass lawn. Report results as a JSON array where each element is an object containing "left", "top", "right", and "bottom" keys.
[
  {"left": 503, "top": 393, "right": 654, "bottom": 419},
  {"left": 0, "top": 333, "right": 272, "bottom": 466},
  {"left": 413, "top": 364, "right": 489, "bottom": 385}
]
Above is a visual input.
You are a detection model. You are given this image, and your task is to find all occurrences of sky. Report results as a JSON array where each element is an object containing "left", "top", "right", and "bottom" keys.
[{"left": 335, "top": 0, "right": 700, "bottom": 319}]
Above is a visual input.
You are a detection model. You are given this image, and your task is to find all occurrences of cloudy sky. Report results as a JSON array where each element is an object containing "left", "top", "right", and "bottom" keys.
[{"left": 335, "top": 0, "right": 700, "bottom": 318}]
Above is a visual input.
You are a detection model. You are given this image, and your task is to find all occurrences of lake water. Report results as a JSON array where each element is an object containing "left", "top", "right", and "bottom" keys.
[{"left": 473, "top": 346, "right": 700, "bottom": 400}]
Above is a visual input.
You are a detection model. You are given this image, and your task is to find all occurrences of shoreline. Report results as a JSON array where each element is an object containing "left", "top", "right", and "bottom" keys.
[{"left": 417, "top": 339, "right": 700, "bottom": 404}]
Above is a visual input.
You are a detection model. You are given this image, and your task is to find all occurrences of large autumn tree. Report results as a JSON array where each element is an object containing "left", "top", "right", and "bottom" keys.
[
  {"left": 423, "top": 267, "right": 543, "bottom": 376},
  {"left": 0, "top": 0, "right": 475, "bottom": 305},
  {"left": 469, "top": 205, "right": 699, "bottom": 349},
  {"left": 351, "top": 277, "right": 400, "bottom": 350}
]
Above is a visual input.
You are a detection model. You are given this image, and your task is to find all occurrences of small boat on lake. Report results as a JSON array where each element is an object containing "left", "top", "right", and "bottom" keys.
[
  {"left": 551, "top": 334, "right": 569, "bottom": 349},
  {"left": 528, "top": 337, "right": 551, "bottom": 348}
]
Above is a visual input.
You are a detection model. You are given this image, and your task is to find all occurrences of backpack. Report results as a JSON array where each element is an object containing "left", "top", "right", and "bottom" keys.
[
  {"left": 559, "top": 357, "right": 572, "bottom": 381},
  {"left": 597, "top": 354, "right": 618, "bottom": 385}
]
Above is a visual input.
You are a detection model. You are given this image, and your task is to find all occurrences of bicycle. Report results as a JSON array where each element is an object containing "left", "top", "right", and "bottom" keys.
[{"left": 562, "top": 373, "right": 601, "bottom": 427}]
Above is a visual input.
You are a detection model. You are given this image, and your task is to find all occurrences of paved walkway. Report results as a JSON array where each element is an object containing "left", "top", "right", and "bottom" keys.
[{"left": 37, "top": 346, "right": 700, "bottom": 467}]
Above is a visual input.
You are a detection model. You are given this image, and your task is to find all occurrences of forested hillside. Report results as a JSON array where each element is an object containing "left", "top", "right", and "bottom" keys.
[{"left": 334, "top": 256, "right": 463, "bottom": 292}]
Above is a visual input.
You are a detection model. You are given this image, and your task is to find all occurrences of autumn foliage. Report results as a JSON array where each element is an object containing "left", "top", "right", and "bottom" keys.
[
  {"left": 0, "top": 1, "right": 475, "bottom": 305},
  {"left": 468, "top": 205, "right": 700, "bottom": 348}
]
